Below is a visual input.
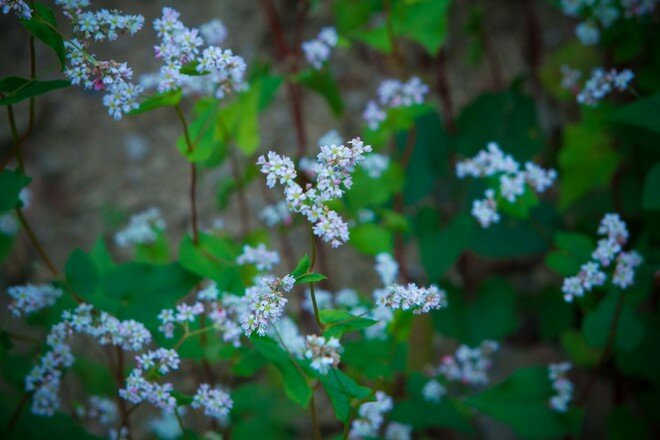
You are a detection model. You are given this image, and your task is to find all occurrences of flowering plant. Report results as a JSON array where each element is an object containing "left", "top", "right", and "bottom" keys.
[{"left": 0, "top": 1, "right": 658, "bottom": 439}]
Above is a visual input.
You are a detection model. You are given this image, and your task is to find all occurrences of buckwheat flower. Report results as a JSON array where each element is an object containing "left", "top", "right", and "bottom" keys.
[
  {"left": 349, "top": 391, "right": 393, "bottom": 439},
  {"left": 422, "top": 379, "right": 446, "bottom": 403},
  {"left": 612, "top": 251, "right": 643, "bottom": 289},
  {"left": 0, "top": 213, "right": 18, "bottom": 235},
  {"left": 240, "top": 275, "right": 295, "bottom": 337},
  {"left": 114, "top": 207, "right": 165, "bottom": 247},
  {"left": 375, "top": 253, "right": 399, "bottom": 286},
  {"left": 385, "top": 422, "right": 412, "bottom": 440},
  {"left": 175, "top": 302, "right": 204, "bottom": 323},
  {"left": 318, "top": 27, "right": 339, "bottom": 47},
  {"left": 197, "top": 281, "right": 219, "bottom": 302},
  {"left": 200, "top": 19, "right": 227, "bottom": 45},
  {"left": 149, "top": 411, "right": 183, "bottom": 440},
  {"left": 548, "top": 362, "right": 573, "bottom": 413},
  {"left": 236, "top": 243, "right": 280, "bottom": 271},
  {"left": 158, "top": 309, "right": 176, "bottom": 338},
  {"left": 77, "top": 396, "right": 118, "bottom": 425},
  {"left": 524, "top": 162, "right": 557, "bottom": 193},
  {"left": 272, "top": 316, "right": 306, "bottom": 358},
  {"left": 7, "top": 284, "right": 62, "bottom": 317},
  {"left": 560, "top": 65, "right": 582, "bottom": 91},
  {"left": 364, "top": 302, "right": 394, "bottom": 340},
  {"left": 302, "top": 26, "right": 338, "bottom": 69},
  {"left": 72, "top": 9, "right": 144, "bottom": 42},
  {"left": 313, "top": 209, "right": 350, "bottom": 248},
  {"left": 335, "top": 288, "right": 360, "bottom": 308},
  {"left": 361, "top": 153, "right": 390, "bottom": 178},
  {"left": 437, "top": 340, "right": 499, "bottom": 386},
  {"left": 318, "top": 129, "right": 343, "bottom": 147},
  {"left": 191, "top": 384, "right": 233, "bottom": 421},
  {"left": 378, "top": 283, "right": 447, "bottom": 314},
  {"left": 257, "top": 151, "right": 297, "bottom": 188},
  {"left": 305, "top": 335, "right": 342, "bottom": 375},
  {"left": 471, "top": 189, "right": 500, "bottom": 228},
  {"left": 1, "top": 0, "right": 31, "bottom": 18},
  {"left": 575, "top": 20, "right": 600, "bottom": 45},
  {"left": 559, "top": 0, "right": 583, "bottom": 16},
  {"left": 93, "top": 313, "right": 152, "bottom": 351},
  {"left": 363, "top": 100, "right": 387, "bottom": 130},
  {"left": 592, "top": 238, "right": 622, "bottom": 266},
  {"left": 499, "top": 172, "right": 526, "bottom": 202},
  {"left": 577, "top": 68, "right": 635, "bottom": 106},
  {"left": 597, "top": 212, "right": 629, "bottom": 243},
  {"left": 562, "top": 276, "right": 585, "bottom": 303},
  {"left": 209, "top": 306, "right": 243, "bottom": 347},
  {"left": 259, "top": 201, "right": 292, "bottom": 227}
]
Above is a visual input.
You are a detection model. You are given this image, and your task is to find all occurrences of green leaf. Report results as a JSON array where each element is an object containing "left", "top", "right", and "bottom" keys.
[
  {"left": 392, "top": 0, "right": 450, "bottom": 55},
  {"left": 534, "top": 288, "right": 575, "bottom": 341},
  {"left": 545, "top": 232, "right": 594, "bottom": 276},
  {"left": 466, "top": 366, "right": 583, "bottom": 439},
  {"left": 0, "top": 170, "right": 31, "bottom": 212},
  {"left": 232, "top": 350, "right": 267, "bottom": 377},
  {"left": 251, "top": 336, "right": 312, "bottom": 407},
  {"left": 346, "top": 164, "right": 404, "bottom": 209},
  {"left": 456, "top": 89, "right": 544, "bottom": 161},
  {"left": 20, "top": 4, "right": 67, "bottom": 69},
  {"left": 319, "top": 370, "right": 371, "bottom": 422},
  {"left": 582, "top": 290, "right": 644, "bottom": 353},
  {"left": 558, "top": 119, "right": 619, "bottom": 210},
  {"left": 320, "top": 309, "right": 377, "bottom": 338},
  {"left": 295, "top": 272, "right": 326, "bottom": 284},
  {"left": 433, "top": 278, "right": 518, "bottom": 346},
  {"left": 0, "top": 406, "right": 102, "bottom": 440},
  {"left": 615, "top": 314, "right": 660, "bottom": 385},
  {"left": 642, "top": 162, "right": 660, "bottom": 210},
  {"left": 129, "top": 90, "right": 182, "bottom": 115},
  {"left": 608, "top": 93, "right": 660, "bottom": 135},
  {"left": 65, "top": 249, "right": 99, "bottom": 298},
  {"left": 560, "top": 330, "right": 601, "bottom": 367},
  {"left": 134, "top": 230, "right": 170, "bottom": 264},
  {"left": 352, "top": 24, "right": 392, "bottom": 53},
  {"left": 415, "top": 210, "right": 473, "bottom": 281},
  {"left": 0, "top": 77, "right": 69, "bottom": 106},
  {"left": 294, "top": 69, "right": 343, "bottom": 117},
  {"left": 179, "top": 233, "right": 243, "bottom": 292},
  {"left": 348, "top": 223, "right": 393, "bottom": 256},
  {"left": 607, "top": 405, "right": 650, "bottom": 439},
  {"left": 176, "top": 100, "right": 219, "bottom": 162},
  {"left": 290, "top": 255, "right": 311, "bottom": 278}
]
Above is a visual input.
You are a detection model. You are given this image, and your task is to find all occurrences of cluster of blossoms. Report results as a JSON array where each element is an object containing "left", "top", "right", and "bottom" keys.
[
  {"left": 199, "top": 18, "right": 227, "bottom": 45},
  {"left": 259, "top": 201, "right": 293, "bottom": 227},
  {"left": 562, "top": 213, "right": 643, "bottom": 302},
  {"left": 75, "top": 395, "right": 118, "bottom": 425},
  {"left": 236, "top": 243, "right": 280, "bottom": 271},
  {"left": 26, "top": 304, "right": 151, "bottom": 415},
  {"left": 548, "top": 362, "right": 574, "bottom": 413},
  {"left": 258, "top": 137, "right": 372, "bottom": 247},
  {"left": 360, "top": 153, "right": 390, "bottom": 178},
  {"left": 456, "top": 142, "right": 557, "bottom": 228},
  {"left": 559, "top": 0, "right": 657, "bottom": 46},
  {"left": 435, "top": 340, "right": 499, "bottom": 386},
  {"left": 422, "top": 379, "right": 447, "bottom": 403},
  {"left": 157, "top": 302, "right": 205, "bottom": 338},
  {"left": 572, "top": 67, "right": 634, "bottom": 106},
  {"left": 146, "top": 7, "right": 246, "bottom": 99},
  {"left": 1, "top": 0, "right": 30, "bottom": 18},
  {"left": 240, "top": 274, "right": 295, "bottom": 337},
  {"left": 114, "top": 207, "right": 166, "bottom": 247},
  {"left": 272, "top": 316, "right": 307, "bottom": 358},
  {"left": 349, "top": 391, "right": 412, "bottom": 440},
  {"left": 377, "top": 283, "right": 447, "bottom": 314},
  {"left": 68, "top": 8, "right": 143, "bottom": 42},
  {"left": 120, "top": 348, "right": 180, "bottom": 412},
  {"left": 375, "top": 252, "right": 399, "bottom": 286},
  {"left": 6, "top": 284, "right": 62, "bottom": 317},
  {"left": 191, "top": 383, "right": 233, "bottom": 421},
  {"left": 363, "top": 77, "right": 429, "bottom": 130},
  {"left": 302, "top": 27, "right": 338, "bottom": 69},
  {"left": 304, "top": 335, "right": 342, "bottom": 375}
]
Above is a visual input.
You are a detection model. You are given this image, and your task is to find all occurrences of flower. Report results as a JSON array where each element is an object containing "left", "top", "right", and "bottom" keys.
[
  {"left": 191, "top": 383, "right": 233, "bottom": 421},
  {"left": 304, "top": 335, "right": 342, "bottom": 375},
  {"left": 302, "top": 27, "right": 338, "bottom": 69},
  {"left": 375, "top": 253, "right": 399, "bottom": 286},
  {"left": 240, "top": 275, "right": 295, "bottom": 337},
  {"left": 114, "top": 207, "right": 165, "bottom": 247},
  {"left": 7, "top": 284, "right": 62, "bottom": 317},
  {"left": 1, "top": 0, "right": 31, "bottom": 19},
  {"left": 361, "top": 153, "right": 390, "bottom": 178},
  {"left": 422, "top": 379, "right": 446, "bottom": 403},
  {"left": 236, "top": 243, "right": 280, "bottom": 271},
  {"left": 548, "top": 362, "right": 573, "bottom": 413},
  {"left": 362, "top": 77, "right": 429, "bottom": 130},
  {"left": 377, "top": 283, "right": 447, "bottom": 314},
  {"left": 576, "top": 68, "right": 635, "bottom": 106},
  {"left": 349, "top": 391, "right": 393, "bottom": 439},
  {"left": 436, "top": 340, "right": 499, "bottom": 386},
  {"left": 385, "top": 422, "right": 412, "bottom": 440}
]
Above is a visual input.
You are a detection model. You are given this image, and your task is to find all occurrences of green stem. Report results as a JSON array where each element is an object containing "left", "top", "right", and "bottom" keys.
[
  {"left": 310, "top": 387, "right": 323, "bottom": 440},
  {"left": 16, "top": 209, "right": 59, "bottom": 277},
  {"left": 6, "top": 106, "right": 25, "bottom": 172},
  {"left": 307, "top": 222, "right": 325, "bottom": 332},
  {"left": 173, "top": 105, "right": 199, "bottom": 245}
]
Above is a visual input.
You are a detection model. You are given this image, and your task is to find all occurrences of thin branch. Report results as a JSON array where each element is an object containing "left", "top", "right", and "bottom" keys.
[
  {"left": 16, "top": 208, "right": 59, "bottom": 277},
  {"left": 174, "top": 105, "right": 200, "bottom": 245}
]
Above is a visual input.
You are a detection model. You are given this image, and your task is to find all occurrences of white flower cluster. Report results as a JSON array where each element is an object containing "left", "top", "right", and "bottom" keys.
[
  {"left": 0, "top": 0, "right": 30, "bottom": 18},
  {"left": 436, "top": 340, "right": 499, "bottom": 386},
  {"left": 150, "top": 7, "right": 246, "bottom": 99},
  {"left": 304, "top": 334, "right": 342, "bottom": 375},
  {"left": 375, "top": 253, "right": 399, "bottom": 286},
  {"left": 26, "top": 304, "right": 152, "bottom": 416},
  {"left": 157, "top": 301, "right": 205, "bottom": 338},
  {"left": 258, "top": 137, "right": 372, "bottom": 248},
  {"left": 199, "top": 19, "right": 227, "bottom": 45},
  {"left": 360, "top": 153, "right": 390, "bottom": 178},
  {"left": 236, "top": 243, "right": 280, "bottom": 271},
  {"left": 272, "top": 316, "right": 307, "bottom": 358},
  {"left": 548, "top": 362, "right": 573, "bottom": 413},
  {"left": 191, "top": 383, "right": 233, "bottom": 421},
  {"left": 377, "top": 283, "right": 447, "bottom": 314},
  {"left": 208, "top": 293, "right": 247, "bottom": 347},
  {"left": 65, "top": 41, "right": 143, "bottom": 120},
  {"left": 456, "top": 142, "right": 557, "bottom": 228},
  {"left": 6, "top": 283, "right": 62, "bottom": 317},
  {"left": 349, "top": 391, "right": 409, "bottom": 440},
  {"left": 75, "top": 395, "right": 118, "bottom": 425},
  {"left": 363, "top": 77, "right": 429, "bottom": 130},
  {"left": 575, "top": 67, "right": 634, "bottom": 106},
  {"left": 70, "top": 9, "right": 143, "bottom": 42},
  {"left": 422, "top": 379, "right": 447, "bottom": 403},
  {"left": 562, "top": 213, "right": 643, "bottom": 302},
  {"left": 560, "top": 0, "right": 657, "bottom": 46},
  {"left": 302, "top": 27, "right": 338, "bottom": 69},
  {"left": 240, "top": 275, "right": 295, "bottom": 337},
  {"left": 114, "top": 207, "right": 165, "bottom": 248},
  {"left": 259, "top": 201, "right": 293, "bottom": 228},
  {"left": 120, "top": 348, "right": 180, "bottom": 412}
]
